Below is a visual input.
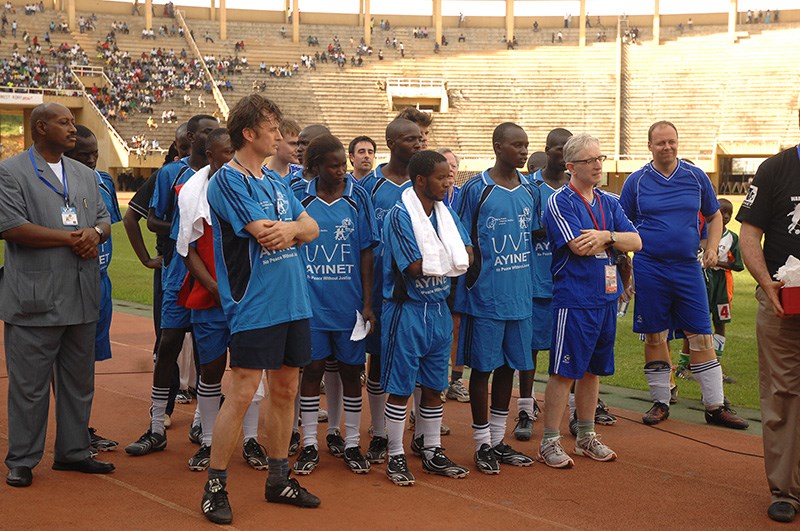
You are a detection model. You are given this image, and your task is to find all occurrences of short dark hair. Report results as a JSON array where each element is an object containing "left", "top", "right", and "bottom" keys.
[
  {"left": 648, "top": 120, "right": 678, "bottom": 142},
  {"left": 187, "top": 113, "right": 218, "bottom": 134},
  {"left": 304, "top": 134, "right": 344, "bottom": 173},
  {"left": 408, "top": 150, "right": 446, "bottom": 184},
  {"left": 718, "top": 197, "right": 733, "bottom": 211},
  {"left": 227, "top": 94, "right": 283, "bottom": 150},
  {"left": 348, "top": 135, "right": 376, "bottom": 155},
  {"left": 74, "top": 124, "right": 95, "bottom": 139},
  {"left": 492, "top": 122, "right": 524, "bottom": 145},
  {"left": 396, "top": 107, "right": 433, "bottom": 127},
  {"left": 205, "top": 127, "right": 230, "bottom": 149}
]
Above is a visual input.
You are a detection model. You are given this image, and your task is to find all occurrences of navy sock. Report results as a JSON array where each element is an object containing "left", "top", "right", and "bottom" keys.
[{"left": 267, "top": 458, "right": 289, "bottom": 486}]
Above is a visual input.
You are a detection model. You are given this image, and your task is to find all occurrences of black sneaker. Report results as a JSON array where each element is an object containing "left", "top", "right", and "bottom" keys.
[
  {"left": 326, "top": 429, "right": 345, "bottom": 458},
  {"left": 292, "top": 445, "right": 320, "bottom": 475},
  {"left": 265, "top": 477, "right": 321, "bottom": 508},
  {"left": 513, "top": 410, "right": 533, "bottom": 441},
  {"left": 421, "top": 447, "right": 469, "bottom": 478},
  {"left": 188, "top": 423, "right": 202, "bottom": 445},
  {"left": 343, "top": 446, "right": 370, "bottom": 474},
  {"left": 189, "top": 444, "right": 212, "bottom": 471},
  {"left": 201, "top": 478, "right": 232, "bottom": 524},
  {"left": 493, "top": 441, "right": 534, "bottom": 467},
  {"left": 768, "top": 501, "right": 797, "bottom": 523},
  {"left": 125, "top": 430, "right": 167, "bottom": 456},
  {"left": 569, "top": 411, "right": 578, "bottom": 436},
  {"left": 89, "top": 427, "right": 118, "bottom": 452},
  {"left": 410, "top": 434, "right": 424, "bottom": 457},
  {"left": 704, "top": 405, "right": 749, "bottom": 430},
  {"left": 594, "top": 399, "right": 617, "bottom": 425},
  {"left": 474, "top": 443, "right": 500, "bottom": 475},
  {"left": 385, "top": 454, "right": 415, "bottom": 486},
  {"left": 242, "top": 438, "right": 269, "bottom": 470},
  {"left": 288, "top": 430, "right": 301, "bottom": 456},
  {"left": 642, "top": 402, "right": 670, "bottom": 425},
  {"left": 366, "top": 435, "right": 388, "bottom": 464}
]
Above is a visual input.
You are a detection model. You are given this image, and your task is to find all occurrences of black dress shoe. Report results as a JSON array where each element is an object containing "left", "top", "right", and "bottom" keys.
[
  {"left": 768, "top": 501, "right": 797, "bottom": 523},
  {"left": 52, "top": 457, "right": 115, "bottom": 474},
  {"left": 6, "top": 466, "right": 33, "bottom": 487}
]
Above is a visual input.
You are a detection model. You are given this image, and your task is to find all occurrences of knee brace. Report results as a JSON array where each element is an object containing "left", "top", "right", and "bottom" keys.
[
  {"left": 644, "top": 330, "right": 668, "bottom": 346},
  {"left": 686, "top": 333, "right": 713, "bottom": 352}
]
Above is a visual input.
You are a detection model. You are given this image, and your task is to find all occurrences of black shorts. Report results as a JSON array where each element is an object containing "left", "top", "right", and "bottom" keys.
[{"left": 229, "top": 319, "right": 312, "bottom": 370}]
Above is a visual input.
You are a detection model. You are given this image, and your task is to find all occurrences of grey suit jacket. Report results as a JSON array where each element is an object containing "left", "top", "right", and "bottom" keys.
[{"left": 0, "top": 147, "right": 110, "bottom": 326}]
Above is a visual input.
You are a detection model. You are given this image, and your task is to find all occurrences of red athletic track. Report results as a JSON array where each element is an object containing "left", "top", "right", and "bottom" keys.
[{"left": 0, "top": 312, "right": 782, "bottom": 530}]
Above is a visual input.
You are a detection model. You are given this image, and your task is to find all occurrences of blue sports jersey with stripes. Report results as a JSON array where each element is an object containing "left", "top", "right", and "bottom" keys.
[
  {"left": 358, "top": 164, "right": 414, "bottom": 309},
  {"left": 207, "top": 164, "right": 312, "bottom": 333},
  {"left": 95, "top": 170, "right": 122, "bottom": 273},
  {"left": 544, "top": 186, "right": 637, "bottom": 308},
  {"left": 298, "top": 175, "right": 379, "bottom": 331},
  {"left": 530, "top": 181, "right": 560, "bottom": 297},
  {"left": 454, "top": 169, "right": 541, "bottom": 320},
  {"left": 619, "top": 160, "right": 719, "bottom": 262},
  {"left": 382, "top": 201, "right": 470, "bottom": 303}
]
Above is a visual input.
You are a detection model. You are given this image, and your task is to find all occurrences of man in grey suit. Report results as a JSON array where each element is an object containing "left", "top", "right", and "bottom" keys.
[{"left": 0, "top": 102, "right": 114, "bottom": 487}]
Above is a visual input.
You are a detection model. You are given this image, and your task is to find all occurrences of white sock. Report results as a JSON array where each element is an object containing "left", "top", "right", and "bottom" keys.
[
  {"left": 384, "top": 402, "right": 406, "bottom": 456},
  {"left": 196, "top": 379, "right": 222, "bottom": 446},
  {"left": 419, "top": 405, "right": 443, "bottom": 460},
  {"left": 150, "top": 386, "right": 170, "bottom": 435},
  {"left": 644, "top": 361, "right": 672, "bottom": 405},
  {"left": 568, "top": 392, "right": 576, "bottom": 418},
  {"left": 691, "top": 359, "right": 725, "bottom": 407},
  {"left": 324, "top": 362, "right": 343, "bottom": 434},
  {"left": 242, "top": 396, "right": 261, "bottom": 441},
  {"left": 472, "top": 423, "right": 491, "bottom": 450},
  {"left": 300, "top": 395, "right": 320, "bottom": 448},
  {"left": 367, "top": 378, "right": 386, "bottom": 438},
  {"left": 192, "top": 403, "right": 202, "bottom": 427},
  {"left": 343, "top": 395, "right": 362, "bottom": 449},
  {"left": 489, "top": 407, "right": 508, "bottom": 447},
  {"left": 517, "top": 397, "right": 534, "bottom": 417},
  {"left": 412, "top": 384, "right": 422, "bottom": 436}
]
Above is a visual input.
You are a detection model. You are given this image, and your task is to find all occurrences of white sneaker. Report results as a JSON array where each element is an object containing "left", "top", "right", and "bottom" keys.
[
  {"left": 536, "top": 436, "right": 574, "bottom": 469},
  {"left": 574, "top": 432, "right": 617, "bottom": 462}
]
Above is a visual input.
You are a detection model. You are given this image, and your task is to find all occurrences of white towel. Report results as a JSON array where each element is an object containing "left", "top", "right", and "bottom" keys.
[
  {"left": 176, "top": 165, "right": 211, "bottom": 258},
  {"left": 400, "top": 187, "right": 469, "bottom": 277}
]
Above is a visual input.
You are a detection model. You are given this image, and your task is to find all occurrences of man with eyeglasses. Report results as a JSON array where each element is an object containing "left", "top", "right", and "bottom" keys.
[
  {"left": 537, "top": 134, "right": 640, "bottom": 468},
  {"left": 619, "top": 121, "right": 749, "bottom": 430}
]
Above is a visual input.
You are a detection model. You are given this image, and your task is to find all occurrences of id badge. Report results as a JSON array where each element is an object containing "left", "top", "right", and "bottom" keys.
[
  {"left": 61, "top": 206, "right": 78, "bottom": 226},
  {"left": 604, "top": 264, "right": 617, "bottom": 294}
]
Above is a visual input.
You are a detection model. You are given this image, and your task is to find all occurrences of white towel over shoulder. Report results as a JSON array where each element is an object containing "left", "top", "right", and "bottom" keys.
[
  {"left": 400, "top": 187, "right": 468, "bottom": 277},
  {"left": 176, "top": 165, "right": 211, "bottom": 258}
]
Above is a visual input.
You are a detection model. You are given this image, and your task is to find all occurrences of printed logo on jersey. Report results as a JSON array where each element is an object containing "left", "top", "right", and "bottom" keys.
[
  {"left": 742, "top": 185, "right": 758, "bottom": 208},
  {"left": 375, "top": 207, "right": 389, "bottom": 221},
  {"left": 518, "top": 207, "right": 532, "bottom": 230},
  {"left": 788, "top": 201, "right": 800, "bottom": 235},
  {"left": 562, "top": 354, "right": 570, "bottom": 365},
  {"left": 335, "top": 218, "right": 355, "bottom": 241},
  {"left": 276, "top": 190, "right": 288, "bottom": 216},
  {"left": 486, "top": 216, "right": 513, "bottom": 230}
]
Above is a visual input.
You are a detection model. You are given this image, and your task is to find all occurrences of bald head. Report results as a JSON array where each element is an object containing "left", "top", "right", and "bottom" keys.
[
  {"left": 386, "top": 118, "right": 418, "bottom": 144},
  {"left": 30, "top": 102, "right": 76, "bottom": 155},
  {"left": 297, "top": 124, "right": 331, "bottom": 164}
]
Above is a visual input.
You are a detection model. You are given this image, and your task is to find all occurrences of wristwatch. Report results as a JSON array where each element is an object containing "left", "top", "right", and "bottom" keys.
[
  {"left": 94, "top": 225, "right": 104, "bottom": 238},
  {"left": 609, "top": 231, "right": 617, "bottom": 244}
]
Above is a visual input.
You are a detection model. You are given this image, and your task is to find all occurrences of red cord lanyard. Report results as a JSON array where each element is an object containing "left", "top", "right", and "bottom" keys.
[{"left": 569, "top": 183, "right": 605, "bottom": 230}]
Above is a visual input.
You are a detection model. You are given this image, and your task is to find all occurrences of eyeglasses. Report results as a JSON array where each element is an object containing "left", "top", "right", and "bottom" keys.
[{"left": 570, "top": 155, "right": 607, "bottom": 165}]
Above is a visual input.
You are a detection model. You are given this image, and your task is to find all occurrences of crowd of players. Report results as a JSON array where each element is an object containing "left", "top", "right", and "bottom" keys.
[{"left": 58, "top": 96, "right": 756, "bottom": 525}]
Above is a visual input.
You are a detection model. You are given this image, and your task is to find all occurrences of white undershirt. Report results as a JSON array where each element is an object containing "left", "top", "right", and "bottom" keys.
[{"left": 47, "top": 160, "right": 64, "bottom": 187}]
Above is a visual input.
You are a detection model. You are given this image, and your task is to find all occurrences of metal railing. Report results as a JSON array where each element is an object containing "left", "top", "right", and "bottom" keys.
[
  {"left": 176, "top": 9, "right": 229, "bottom": 120},
  {"left": 386, "top": 78, "right": 445, "bottom": 89},
  {"left": 0, "top": 85, "right": 83, "bottom": 97}
]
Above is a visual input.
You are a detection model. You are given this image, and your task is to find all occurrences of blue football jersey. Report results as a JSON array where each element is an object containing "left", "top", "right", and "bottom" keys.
[
  {"left": 530, "top": 181, "right": 560, "bottom": 298},
  {"left": 544, "top": 186, "right": 637, "bottom": 308},
  {"left": 96, "top": 170, "right": 122, "bottom": 273},
  {"left": 298, "top": 176, "right": 379, "bottom": 331},
  {"left": 358, "top": 163, "right": 413, "bottom": 311},
  {"left": 149, "top": 157, "right": 190, "bottom": 220},
  {"left": 454, "top": 170, "right": 541, "bottom": 320},
  {"left": 619, "top": 160, "right": 719, "bottom": 262},
  {"left": 382, "top": 201, "right": 470, "bottom": 303},
  {"left": 207, "top": 164, "right": 312, "bottom": 333}
]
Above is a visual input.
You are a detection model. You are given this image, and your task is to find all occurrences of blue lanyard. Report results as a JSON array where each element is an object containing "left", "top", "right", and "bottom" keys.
[{"left": 29, "top": 148, "right": 69, "bottom": 206}]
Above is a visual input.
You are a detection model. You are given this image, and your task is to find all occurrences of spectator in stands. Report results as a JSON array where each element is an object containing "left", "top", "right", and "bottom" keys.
[
  {"left": 132, "top": 0, "right": 140, "bottom": 15},
  {"left": 687, "top": 18, "right": 693, "bottom": 30},
  {"left": 280, "top": 25, "right": 286, "bottom": 38},
  {"left": 378, "top": 49, "right": 383, "bottom": 60},
  {"left": 557, "top": 31, "right": 563, "bottom": 43},
  {"left": 197, "top": 94, "right": 205, "bottom": 108},
  {"left": 204, "top": 31, "right": 214, "bottom": 43},
  {"left": 458, "top": 33, "right": 466, "bottom": 42}
]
